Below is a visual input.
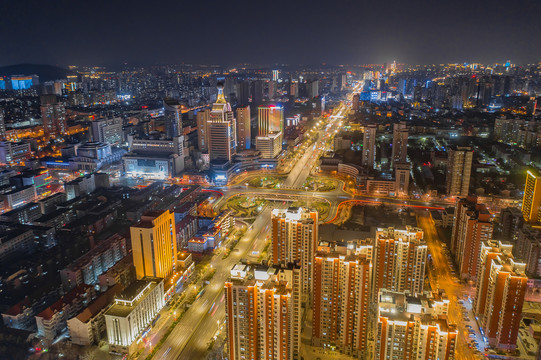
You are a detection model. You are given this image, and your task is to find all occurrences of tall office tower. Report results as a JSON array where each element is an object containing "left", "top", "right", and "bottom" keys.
[
  {"left": 90, "top": 117, "right": 123, "bottom": 144},
  {"left": 236, "top": 106, "right": 251, "bottom": 150},
  {"left": 394, "top": 163, "right": 410, "bottom": 196},
  {"left": 0, "top": 107, "right": 5, "bottom": 140},
  {"left": 251, "top": 80, "right": 265, "bottom": 106},
  {"left": 372, "top": 227, "right": 427, "bottom": 299},
  {"left": 375, "top": 290, "right": 457, "bottom": 360},
  {"left": 312, "top": 251, "right": 371, "bottom": 357},
  {"left": 391, "top": 122, "right": 408, "bottom": 167},
  {"left": 289, "top": 81, "right": 299, "bottom": 99},
  {"left": 352, "top": 94, "right": 360, "bottom": 112},
  {"left": 446, "top": 146, "right": 473, "bottom": 196},
  {"left": 474, "top": 241, "right": 527, "bottom": 350},
  {"left": 451, "top": 197, "right": 493, "bottom": 280},
  {"left": 208, "top": 83, "right": 236, "bottom": 162},
  {"left": 196, "top": 109, "right": 210, "bottom": 152},
  {"left": 271, "top": 207, "right": 318, "bottom": 299},
  {"left": 258, "top": 104, "right": 283, "bottom": 136},
  {"left": 255, "top": 132, "right": 282, "bottom": 158},
  {"left": 224, "top": 263, "right": 302, "bottom": 360},
  {"left": 361, "top": 124, "right": 377, "bottom": 168},
  {"left": 522, "top": 169, "right": 541, "bottom": 223},
  {"left": 130, "top": 210, "right": 177, "bottom": 280},
  {"left": 163, "top": 98, "right": 182, "bottom": 138},
  {"left": 40, "top": 94, "right": 66, "bottom": 137},
  {"left": 498, "top": 207, "right": 524, "bottom": 242},
  {"left": 236, "top": 81, "right": 250, "bottom": 107},
  {"left": 272, "top": 69, "right": 280, "bottom": 81},
  {"left": 306, "top": 80, "right": 319, "bottom": 99},
  {"left": 268, "top": 81, "right": 278, "bottom": 101},
  {"left": 527, "top": 97, "right": 537, "bottom": 115}
]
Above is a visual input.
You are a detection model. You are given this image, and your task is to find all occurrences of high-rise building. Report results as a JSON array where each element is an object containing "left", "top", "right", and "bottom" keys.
[
  {"left": 521, "top": 169, "right": 541, "bottom": 223},
  {"left": 255, "top": 132, "right": 282, "bottom": 158},
  {"left": 90, "top": 117, "right": 123, "bottom": 144},
  {"left": 40, "top": 95, "right": 66, "bottom": 137},
  {"left": 474, "top": 241, "right": 527, "bottom": 350},
  {"left": 258, "top": 105, "right": 283, "bottom": 136},
  {"left": 394, "top": 163, "right": 410, "bottom": 196},
  {"left": 130, "top": 210, "right": 177, "bottom": 280},
  {"left": 362, "top": 124, "right": 376, "bottom": 168},
  {"left": 515, "top": 225, "right": 541, "bottom": 277},
  {"left": 498, "top": 207, "right": 524, "bottom": 242},
  {"left": 224, "top": 263, "right": 301, "bottom": 360},
  {"left": 208, "top": 83, "right": 236, "bottom": 162},
  {"left": 375, "top": 290, "right": 457, "bottom": 360},
  {"left": 196, "top": 108, "right": 210, "bottom": 152},
  {"left": 271, "top": 207, "right": 318, "bottom": 299},
  {"left": 104, "top": 277, "right": 165, "bottom": 354},
  {"left": 236, "top": 81, "right": 250, "bottom": 107},
  {"left": 236, "top": 106, "right": 251, "bottom": 150},
  {"left": 451, "top": 197, "right": 493, "bottom": 280},
  {"left": 312, "top": 250, "right": 371, "bottom": 357},
  {"left": 251, "top": 80, "right": 265, "bottom": 106},
  {"left": 372, "top": 226, "right": 427, "bottom": 298},
  {"left": 307, "top": 80, "right": 319, "bottom": 99},
  {"left": 0, "top": 107, "right": 5, "bottom": 140},
  {"left": 163, "top": 98, "right": 182, "bottom": 139},
  {"left": 272, "top": 69, "right": 280, "bottom": 81},
  {"left": 391, "top": 122, "right": 408, "bottom": 166},
  {"left": 446, "top": 146, "right": 473, "bottom": 196}
]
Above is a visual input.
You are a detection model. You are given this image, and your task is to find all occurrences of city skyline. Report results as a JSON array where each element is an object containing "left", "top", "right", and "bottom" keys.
[{"left": 2, "top": 0, "right": 541, "bottom": 67}]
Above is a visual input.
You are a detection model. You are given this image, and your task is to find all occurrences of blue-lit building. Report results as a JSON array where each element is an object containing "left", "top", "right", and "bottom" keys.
[{"left": 9, "top": 75, "right": 39, "bottom": 90}]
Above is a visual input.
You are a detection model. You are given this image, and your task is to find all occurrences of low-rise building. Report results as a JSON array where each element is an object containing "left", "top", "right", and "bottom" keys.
[
  {"left": 60, "top": 234, "right": 127, "bottom": 290},
  {"left": 35, "top": 285, "right": 95, "bottom": 343},
  {"left": 104, "top": 277, "right": 164, "bottom": 354},
  {"left": 67, "top": 284, "right": 123, "bottom": 346}
]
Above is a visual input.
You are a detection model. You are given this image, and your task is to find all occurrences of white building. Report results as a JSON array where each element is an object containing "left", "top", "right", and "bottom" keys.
[
  {"left": 0, "top": 141, "right": 32, "bottom": 164},
  {"left": 104, "top": 277, "right": 164, "bottom": 354},
  {"left": 255, "top": 131, "right": 282, "bottom": 158}
]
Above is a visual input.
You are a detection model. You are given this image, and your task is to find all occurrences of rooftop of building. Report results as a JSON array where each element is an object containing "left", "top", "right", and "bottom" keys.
[
  {"left": 104, "top": 277, "right": 163, "bottom": 318},
  {"left": 36, "top": 284, "right": 93, "bottom": 320},
  {"left": 72, "top": 284, "right": 122, "bottom": 324}
]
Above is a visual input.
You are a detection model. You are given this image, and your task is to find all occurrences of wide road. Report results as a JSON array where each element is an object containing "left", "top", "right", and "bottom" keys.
[
  {"left": 154, "top": 97, "right": 351, "bottom": 359},
  {"left": 153, "top": 203, "right": 285, "bottom": 360},
  {"left": 417, "top": 211, "right": 484, "bottom": 360}
]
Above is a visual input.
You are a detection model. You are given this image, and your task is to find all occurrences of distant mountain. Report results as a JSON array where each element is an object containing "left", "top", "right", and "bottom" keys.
[{"left": 0, "top": 64, "right": 77, "bottom": 82}]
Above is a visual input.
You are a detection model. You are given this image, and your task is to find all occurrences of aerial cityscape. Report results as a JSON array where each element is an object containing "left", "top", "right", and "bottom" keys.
[{"left": 2, "top": 1, "right": 541, "bottom": 360}]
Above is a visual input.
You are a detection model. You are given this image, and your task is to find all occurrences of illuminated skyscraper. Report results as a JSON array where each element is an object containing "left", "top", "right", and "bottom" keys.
[
  {"left": 474, "top": 241, "right": 527, "bottom": 350},
  {"left": 521, "top": 169, "right": 541, "bottom": 223},
  {"left": 225, "top": 263, "right": 302, "bottom": 360},
  {"left": 446, "top": 146, "right": 473, "bottom": 197},
  {"left": 372, "top": 227, "right": 427, "bottom": 298},
  {"left": 272, "top": 69, "right": 280, "bottom": 81},
  {"left": 196, "top": 108, "right": 210, "bottom": 152},
  {"left": 391, "top": 122, "right": 408, "bottom": 167},
  {"left": 394, "top": 163, "right": 410, "bottom": 196},
  {"left": 258, "top": 105, "right": 283, "bottom": 136},
  {"left": 451, "top": 197, "right": 493, "bottom": 280},
  {"left": 208, "top": 83, "right": 236, "bottom": 161},
  {"left": 312, "top": 251, "right": 371, "bottom": 357},
  {"left": 236, "top": 106, "right": 251, "bottom": 150},
  {"left": 40, "top": 94, "right": 66, "bottom": 137},
  {"left": 0, "top": 107, "right": 5, "bottom": 140},
  {"left": 163, "top": 98, "right": 182, "bottom": 138},
  {"left": 271, "top": 207, "right": 318, "bottom": 299},
  {"left": 375, "top": 290, "right": 457, "bottom": 360},
  {"left": 361, "top": 124, "right": 376, "bottom": 168},
  {"left": 130, "top": 210, "right": 177, "bottom": 280}
]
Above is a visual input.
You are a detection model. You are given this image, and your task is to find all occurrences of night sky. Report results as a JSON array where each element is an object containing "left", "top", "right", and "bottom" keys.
[{"left": 1, "top": 0, "right": 540, "bottom": 66}]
